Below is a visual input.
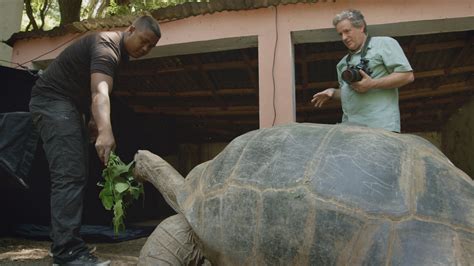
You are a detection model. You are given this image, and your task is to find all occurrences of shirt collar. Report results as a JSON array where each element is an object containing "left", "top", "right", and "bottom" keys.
[{"left": 348, "top": 35, "right": 371, "bottom": 55}]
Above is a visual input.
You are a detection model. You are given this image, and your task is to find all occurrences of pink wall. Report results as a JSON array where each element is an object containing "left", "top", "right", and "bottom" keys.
[{"left": 11, "top": 0, "right": 474, "bottom": 128}]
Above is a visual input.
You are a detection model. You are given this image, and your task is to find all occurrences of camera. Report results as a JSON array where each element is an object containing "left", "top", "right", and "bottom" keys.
[{"left": 341, "top": 58, "right": 372, "bottom": 83}]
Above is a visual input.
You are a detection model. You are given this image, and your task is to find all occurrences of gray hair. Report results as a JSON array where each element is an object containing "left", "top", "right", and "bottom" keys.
[{"left": 333, "top": 9, "right": 367, "bottom": 33}]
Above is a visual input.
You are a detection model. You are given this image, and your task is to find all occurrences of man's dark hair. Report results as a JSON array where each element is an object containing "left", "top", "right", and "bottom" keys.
[
  {"left": 333, "top": 9, "right": 367, "bottom": 34},
  {"left": 133, "top": 15, "right": 161, "bottom": 38}
]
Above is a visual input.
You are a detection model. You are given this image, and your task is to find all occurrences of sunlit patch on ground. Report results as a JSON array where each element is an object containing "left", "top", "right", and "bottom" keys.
[
  {"left": 0, "top": 237, "right": 147, "bottom": 265},
  {"left": 0, "top": 248, "right": 48, "bottom": 261}
]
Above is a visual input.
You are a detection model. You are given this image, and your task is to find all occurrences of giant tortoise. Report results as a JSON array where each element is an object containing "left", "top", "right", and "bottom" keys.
[{"left": 134, "top": 123, "right": 473, "bottom": 265}]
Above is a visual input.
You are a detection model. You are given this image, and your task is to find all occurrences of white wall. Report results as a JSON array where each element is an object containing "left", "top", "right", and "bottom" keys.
[{"left": 0, "top": 0, "right": 23, "bottom": 67}]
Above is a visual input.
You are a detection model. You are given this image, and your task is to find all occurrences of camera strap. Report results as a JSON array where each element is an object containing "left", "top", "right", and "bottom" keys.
[{"left": 346, "top": 35, "right": 371, "bottom": 66}]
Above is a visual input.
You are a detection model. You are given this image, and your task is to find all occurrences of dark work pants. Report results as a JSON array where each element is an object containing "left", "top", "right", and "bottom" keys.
[{"left": 29, "top": 94, "right": 89, "bottom": 263}]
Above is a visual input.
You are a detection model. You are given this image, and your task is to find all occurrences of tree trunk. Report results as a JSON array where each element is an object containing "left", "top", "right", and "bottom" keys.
[
  {"left": 86, "top": 0, "right": 99, "bottom": 18},
  {"left": 58, "top": 0, "right": 82, "bottom": 25},
  {"left": 96, "top": 0, "right": 110, "bottom": 18},
  {"left": 24, "top": 0, "right": 38, "bottom": 30},
  {"left": 39, "top": 0, "right": 49, "bottom": 30}
]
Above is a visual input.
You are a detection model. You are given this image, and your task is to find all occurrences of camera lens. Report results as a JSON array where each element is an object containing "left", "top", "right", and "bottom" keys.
[{"left": 342, "top": 69, "right": 361, "bottom": 83}]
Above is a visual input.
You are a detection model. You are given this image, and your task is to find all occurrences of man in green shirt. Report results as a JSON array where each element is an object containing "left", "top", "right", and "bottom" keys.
[{"left": 311, "top": 9, "right": 414, "bottom": 132}]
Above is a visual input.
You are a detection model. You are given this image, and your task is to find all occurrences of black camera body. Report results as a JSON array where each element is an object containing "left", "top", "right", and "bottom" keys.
[{"left": 341, "top": 58, "right": 373, "bottom": 83}]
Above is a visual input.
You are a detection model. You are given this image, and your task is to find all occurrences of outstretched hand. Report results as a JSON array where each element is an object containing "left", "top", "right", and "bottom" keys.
[{"left": 311, "top": 88, "right": 335, "bottom": 108}]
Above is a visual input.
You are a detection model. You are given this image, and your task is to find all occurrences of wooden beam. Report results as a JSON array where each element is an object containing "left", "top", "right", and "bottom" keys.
[
  {"left": 123, "top": 80, "right": 472, "bottom": 120},
  {"left": 116, "top": 65, "right": 474, "bottom": 99},
  {"left": 416, "top": 65, "right": 474, "bottom": 79},
  {"left": 406, "top": 36, "right": 420, "bottom": 62},
  {"left": 127, "top": 81, "right": 472, "bottom": 116},
  {"left": 241, "top": 50, "right": 259, "bottom": 93},
  {"left": 298, "top": 81, "right": 473, "bottom": 111},
  {"left": 120, "top": 60, "right": 258, "bottom": 76},
  {"left": 399, "top": 81, "right": 474, "bottom": 100},
  {"left": 414, "top": 40, "right": 471, "bottom": 53},
  {"left": 170, "top": 98, "right": 467, "bottom": 141},
  {"left": 295, "top": 50, "right": 346, "bottom": 63},
  {"left": 192, "top": 56, "right": 227, "bottom": 109},
  {"left": 131, "top": 105, "right": 259, "bottom": 116},
  {"left": 445, "top": 36, "right": 474, "bottom": 75},
  {"left": 177, "top": 118, "right": 258, "bottom": 126},
  {"left": 114, "top": 88, "right": 256, "bottom": 97},
  {"left": 119, "top": 39, "right": 473, "bottom": 78},
  {"left": 294, "top": 39, "right": 473, "bottom": 63}
]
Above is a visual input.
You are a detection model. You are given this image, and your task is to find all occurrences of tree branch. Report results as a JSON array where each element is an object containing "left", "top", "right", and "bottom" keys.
[
  {"left": 24, "top": 0, "right": 39, "bottom": 30},
  {"left": 39, "top": 0, "right": 49, "bottom": 30}
]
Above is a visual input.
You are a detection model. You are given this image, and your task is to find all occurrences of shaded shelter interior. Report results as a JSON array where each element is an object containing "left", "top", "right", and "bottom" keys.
[
  {"left": 1, "top": 29, "right": 473, "bottom": 235},
  {"left": 113, "top": 30, "right": 474, "bottom": 143},
  {"left": 114, "top": 47, "right": 260, "bottom": 143}
]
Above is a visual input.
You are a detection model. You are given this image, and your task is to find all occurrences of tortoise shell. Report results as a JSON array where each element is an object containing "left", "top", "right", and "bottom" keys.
[{"left": 174, "top": 123, "right": 473, "bottom": 265}]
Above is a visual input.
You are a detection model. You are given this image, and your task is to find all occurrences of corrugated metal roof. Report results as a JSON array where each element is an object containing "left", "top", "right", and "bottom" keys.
[{"left": 5, "top": 0, "right": 323, "bottom": 46}]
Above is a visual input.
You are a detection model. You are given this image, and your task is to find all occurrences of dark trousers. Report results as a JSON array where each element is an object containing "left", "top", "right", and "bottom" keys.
[{"left": 29, "top": 94, "right": 89, "bottom": 263}]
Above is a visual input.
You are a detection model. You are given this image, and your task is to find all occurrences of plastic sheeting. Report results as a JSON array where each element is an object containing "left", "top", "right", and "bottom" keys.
[
  {"left": 0, "top": 112, "right": 39, "bottom": 188},
  {"left": 0, "top": 65, "right": 39, "bottom": 189}
]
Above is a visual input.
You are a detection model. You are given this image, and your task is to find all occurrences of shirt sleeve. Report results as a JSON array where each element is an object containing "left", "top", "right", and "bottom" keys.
[
  {"left": 90, "top": 36, "right": 120, "bottom": 77},
  {"left": 380, "top": 37, "right": 413, "bottom": 73}
]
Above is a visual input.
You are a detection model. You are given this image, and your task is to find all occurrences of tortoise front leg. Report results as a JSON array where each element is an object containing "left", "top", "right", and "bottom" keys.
[{"left": 139, "top": 214, "right": 206, "bottom": 266}]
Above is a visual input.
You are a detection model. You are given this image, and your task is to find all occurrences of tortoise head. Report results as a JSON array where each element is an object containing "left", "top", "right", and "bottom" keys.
[{"left": 134, "top": 150, "right": 185, "bottom": 213}]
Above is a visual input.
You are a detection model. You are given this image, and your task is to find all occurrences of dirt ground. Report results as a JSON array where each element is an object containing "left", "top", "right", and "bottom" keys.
[{"left": 0, "top": 237, "right": 147, "bottom": 265}]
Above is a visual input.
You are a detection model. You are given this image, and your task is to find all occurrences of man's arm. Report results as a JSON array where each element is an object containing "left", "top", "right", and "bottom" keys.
[
  {"left": 311, "top": 88, "right": 341, "bottom": 108},
  {"left": 351, "top": 70, "right": 414, "bottom": 93},
  {"left": 91, "top": 72, "right": 115, "bottom": 165}
]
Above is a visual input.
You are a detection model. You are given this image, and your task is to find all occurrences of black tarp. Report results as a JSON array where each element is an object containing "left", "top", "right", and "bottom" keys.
[
  {"left": 0, "top": 112, "right": 38, "bottom": 188},
  {"left": 0, "top": 65, "right": 39, "bottom": 189},
  {"left": 0, "top": 65, "right": 175, "bottom": 239},
  {"left": 0, "top": 65, "right": 38, "bottom": 113}
]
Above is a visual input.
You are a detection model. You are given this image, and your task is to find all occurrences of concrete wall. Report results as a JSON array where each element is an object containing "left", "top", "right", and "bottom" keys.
[
  {"left": 0, "top": 0, "right": 23, "bottom": 67},
  {"left": 442, "top": 98, "right": 474, "bottom": 178},
  {"left": 11, "top": 0, "right": 474, "bottom": 128}
]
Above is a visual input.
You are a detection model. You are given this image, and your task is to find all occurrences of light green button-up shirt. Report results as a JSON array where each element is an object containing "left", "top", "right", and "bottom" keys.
[{"left": 336, "top": 36, "right": 412, "bottom": 132}]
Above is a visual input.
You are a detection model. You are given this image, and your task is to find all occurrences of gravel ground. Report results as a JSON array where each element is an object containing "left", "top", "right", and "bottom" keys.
[{"left": 0, "top": 237, "right": 147, "bottom": 265}]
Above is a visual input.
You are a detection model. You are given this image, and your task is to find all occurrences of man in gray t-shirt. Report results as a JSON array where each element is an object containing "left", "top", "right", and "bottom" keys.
[{"left": 311, "top": 9, "right": 414, "bottom": 132}]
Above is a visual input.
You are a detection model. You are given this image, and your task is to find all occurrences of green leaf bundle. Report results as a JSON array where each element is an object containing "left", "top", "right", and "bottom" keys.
[{"left": 98, "top": 151, "right": 144, "bottom": 235}]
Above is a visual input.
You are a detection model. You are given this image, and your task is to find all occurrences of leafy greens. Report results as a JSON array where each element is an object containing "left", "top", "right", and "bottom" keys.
[{"left": 98, "top": 152, "right": 144, "bottom": 235}]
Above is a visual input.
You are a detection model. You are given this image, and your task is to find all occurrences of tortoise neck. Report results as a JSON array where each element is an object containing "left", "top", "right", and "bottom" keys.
[{"left": 134, "top": 150, "right": 184, "bottom": 213}]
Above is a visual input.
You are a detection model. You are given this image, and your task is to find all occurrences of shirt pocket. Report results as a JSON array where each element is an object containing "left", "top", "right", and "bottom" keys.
[{"left": 365, "top": 54, "right": 383, "bottom": 71}]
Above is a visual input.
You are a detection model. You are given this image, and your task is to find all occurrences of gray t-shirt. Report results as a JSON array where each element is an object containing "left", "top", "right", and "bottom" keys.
[
  {"left": 32, "top": 31, "right": 129, "bottom": 113},
  {"left": 336, "top": 36, "right": 412, "bottom": 132}
]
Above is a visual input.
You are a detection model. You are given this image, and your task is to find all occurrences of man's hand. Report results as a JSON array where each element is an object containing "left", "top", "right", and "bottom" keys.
[
  {"left": 95, "top": 130, "right": 116, "bottom": 165},
  {"left": 311, "top": 88, "right": 336, "bottom": 108},
  {"left": 351, "top": 70, "right": 374, "bottom": 93},
  {"left": 351, "top": 70, "right": 414, "bottom": 93}
]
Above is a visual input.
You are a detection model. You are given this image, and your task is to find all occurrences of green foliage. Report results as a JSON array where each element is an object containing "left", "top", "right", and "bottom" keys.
[
  {"left": 22, "top": 0, "right": 60, "bottom": 31},
  {"left": 98, "top": 151, "right": 144, "bottom": 235},
  {"left": 107, "top": 0, "right": 210, "bottom": 16},
  {"left": 22, "top": 0, "right": 210, "bottom": 31}
]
